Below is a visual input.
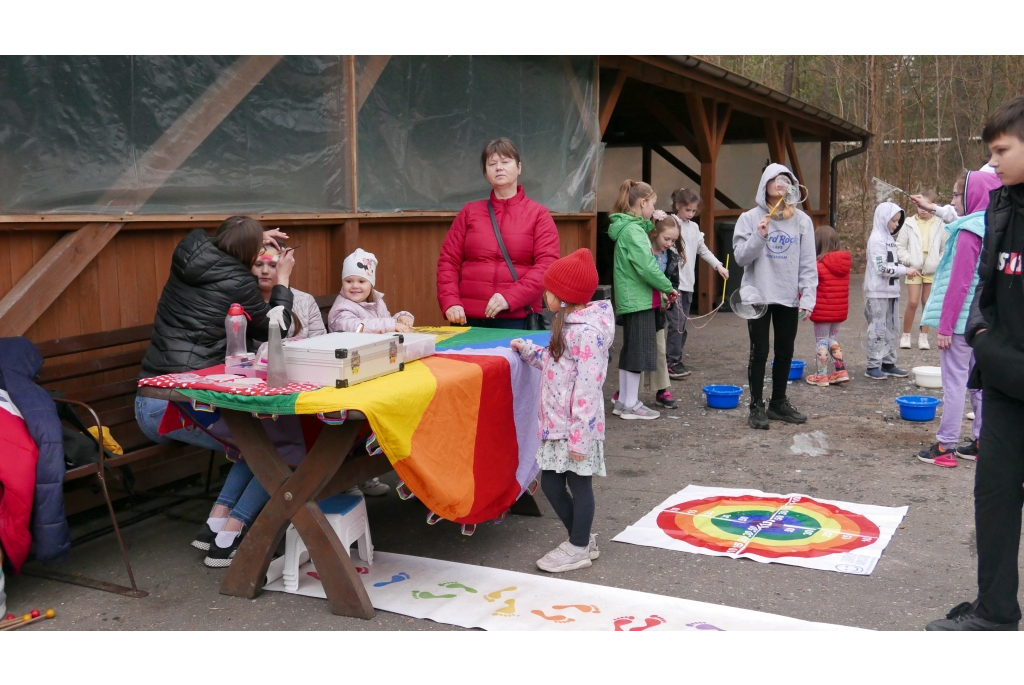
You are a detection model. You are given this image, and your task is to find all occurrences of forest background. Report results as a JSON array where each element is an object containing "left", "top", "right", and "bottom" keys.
[{"left": 698, "top": 56, "right": 1020, "bottom": 265}]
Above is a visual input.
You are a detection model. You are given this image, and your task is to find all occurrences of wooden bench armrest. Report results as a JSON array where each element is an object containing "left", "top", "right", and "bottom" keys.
[{"left": 53, "top": 397, "right": 106, "bottom": 476}]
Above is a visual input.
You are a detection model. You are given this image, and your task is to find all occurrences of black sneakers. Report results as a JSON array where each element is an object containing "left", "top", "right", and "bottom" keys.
[
  {"left": 655, "top": 389, "right": 678, "bottom": 409},
  {"left": 668, "top": 362, "right": 690, "bottom": 379},
  {"left": 767, "top": 399, "right": 807, "bottom": 424},
  {"left": 191, "top": 522, "right": 217, "bottom": 552},
  {"left": 925, "top": 601, "right": 1019, "bottom": 631},
  {"left": 204, "top": 526, "right": 246, "bottom": 568},
  {"left": 748, "top": 401, "right": 769, "bottom": 430},
  {"left": 881, "top": 363, "right": 909, "bottom": 378},
  {"left": 955, "top": 438, "right": 979, "bottom": 461}
]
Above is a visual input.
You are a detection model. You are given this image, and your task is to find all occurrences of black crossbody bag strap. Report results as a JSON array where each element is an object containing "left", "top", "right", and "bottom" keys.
[
  {"left": 489, "top": 201, "right": 546, "bottom": 329},
  {"left": 489, "top": 201, "right": 521, "bottom": 285}
]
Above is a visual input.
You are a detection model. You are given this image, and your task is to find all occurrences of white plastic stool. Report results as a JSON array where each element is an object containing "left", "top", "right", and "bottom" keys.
[{"left": 282, "top": 494, "right": 372, "bottom": 591}]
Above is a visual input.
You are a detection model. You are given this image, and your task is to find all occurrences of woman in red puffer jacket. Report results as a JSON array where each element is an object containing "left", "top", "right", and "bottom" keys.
[
  {"left": 807, "top": 226, "right": 852, "bottom": 386},
  {"left": 437, "top": 138, "right": 561, "bottom": 329}
]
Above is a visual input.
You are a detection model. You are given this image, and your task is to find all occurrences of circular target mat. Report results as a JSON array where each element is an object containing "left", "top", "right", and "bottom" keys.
[{"left": 656, "top": 494, "right": 880, "bottom": 559}]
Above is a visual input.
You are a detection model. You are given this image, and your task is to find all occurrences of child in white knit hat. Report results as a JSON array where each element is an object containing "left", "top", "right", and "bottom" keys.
[{"left": 328, "top": 248, "right": 415, "bottom": 334}]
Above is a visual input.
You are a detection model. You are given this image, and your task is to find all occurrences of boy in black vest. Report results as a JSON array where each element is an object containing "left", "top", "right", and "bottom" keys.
[{"left": 927, "top": 96, "right": 1024, "bottom": 630}]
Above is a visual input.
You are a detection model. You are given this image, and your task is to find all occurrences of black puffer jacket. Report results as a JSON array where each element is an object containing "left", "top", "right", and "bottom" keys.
[{"left": 141, "top": 229, "right": 294, "bottom": 377}]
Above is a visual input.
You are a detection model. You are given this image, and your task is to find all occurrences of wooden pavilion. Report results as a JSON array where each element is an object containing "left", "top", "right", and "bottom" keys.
[{"left": 0, "top": 56, "right": 869, "bottom": 510}]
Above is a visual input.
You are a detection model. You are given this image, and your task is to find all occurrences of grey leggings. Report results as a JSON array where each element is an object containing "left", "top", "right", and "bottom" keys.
[{"left": 540, "top": 470, "right": 594, "bottom": 548}]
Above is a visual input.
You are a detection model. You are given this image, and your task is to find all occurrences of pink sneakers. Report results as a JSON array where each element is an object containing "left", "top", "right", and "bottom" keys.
[
  {"left": 917, "top": 444, "right": 958, "bottom": 468},
  {"left": 805, "top": 373, "right": 830, "bottom": 387}
]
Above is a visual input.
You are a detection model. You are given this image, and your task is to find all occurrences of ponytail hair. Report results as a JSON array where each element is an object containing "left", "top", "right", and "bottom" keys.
[
  {"left": 670, "top": 187, "right": 701, "bottom": 212},
  {"left": 549, "top": 305, "right": 567, "bottom": 362},
  {"left": 613, "top": 179, "right": 655, "bottom": 215}
]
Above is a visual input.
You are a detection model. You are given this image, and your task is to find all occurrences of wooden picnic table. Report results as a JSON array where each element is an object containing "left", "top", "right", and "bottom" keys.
[{"left": 139, "top": 386, "right": 389, "bottom": 618}]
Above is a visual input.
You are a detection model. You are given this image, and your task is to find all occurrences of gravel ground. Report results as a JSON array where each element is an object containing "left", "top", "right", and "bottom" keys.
[{"left": 6, "top": 275, "right": 1019, "bottom": 631}]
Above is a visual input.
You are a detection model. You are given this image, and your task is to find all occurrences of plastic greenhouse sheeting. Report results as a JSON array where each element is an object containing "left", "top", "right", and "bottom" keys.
[
  {"left": 0, "top": 56, "right": 602, "bottom": 217},
  {"left": 355, "top": 56, "right": 602, "bottom": 213},
  {"left": 0, "top": 56, "right": 352, "bottom": 215}
]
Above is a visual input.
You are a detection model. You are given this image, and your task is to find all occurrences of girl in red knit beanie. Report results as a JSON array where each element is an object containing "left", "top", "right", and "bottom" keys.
[{"left": 511, "top": 248, "right": 615, "bottom": 573}]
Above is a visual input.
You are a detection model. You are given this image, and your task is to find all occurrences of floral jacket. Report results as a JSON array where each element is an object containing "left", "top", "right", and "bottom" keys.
[{"left": 516, "top": 300, "right": 615, "bottom": 455}]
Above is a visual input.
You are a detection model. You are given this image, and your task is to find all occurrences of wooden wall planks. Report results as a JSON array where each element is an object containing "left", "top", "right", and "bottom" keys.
[{"left": 0, "top": 216, "right": 596, "bottom": 340}]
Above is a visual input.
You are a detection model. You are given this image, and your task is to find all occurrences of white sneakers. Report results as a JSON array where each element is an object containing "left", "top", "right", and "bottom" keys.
[
  {"left": 537, "top": 540, "right": 592, "bottom": 572},
  {"left": 900, "top": 332, "right": 931, "bottom": 349},
  {"left": 620, "top": 402, "right": 660, "bottom": 420}
]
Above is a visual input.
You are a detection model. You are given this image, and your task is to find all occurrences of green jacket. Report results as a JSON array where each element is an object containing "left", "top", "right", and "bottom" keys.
[{"left": 609, "top": 212, "right": 674, "bottom": 315}]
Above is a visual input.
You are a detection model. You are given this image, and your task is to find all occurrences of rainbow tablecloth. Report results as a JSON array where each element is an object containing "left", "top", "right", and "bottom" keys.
[{"left": 167, "top": 327, "right": 550, "bottom": 525}]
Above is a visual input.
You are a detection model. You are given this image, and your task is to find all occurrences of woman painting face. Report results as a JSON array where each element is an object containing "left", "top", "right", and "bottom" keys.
[
  {"left": 252, "top": 245, "right": 280, "bottom": 294},
  {"left": 485, "top": 153, "right": 521, "bottom": 192}
]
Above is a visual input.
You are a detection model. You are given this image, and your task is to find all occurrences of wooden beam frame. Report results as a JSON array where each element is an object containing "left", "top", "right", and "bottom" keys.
[
  {"left": 344, "top": 56, "right": 359, "bottom": 212},
  {"left": 599, "top": 69, "right": 628, "bottom": 137},
  {"left": 355, "top": 55, "right": 390, "bottom": 112},
  {"left": 650, "top": 144, "right": 741, "bottom": 209},
  {"left": 683, "top": 93, "right": 731, "bottom": 314},
  {"left": 635, "top": 87, "right": 700, "bottom": 160},
  {"left": 607, "top": 55, "right": 849, "bottom": 141},
  {"left": 764, "top": 118, "right": 786, "bottom": 164},
  {"left": 781, "top": 123, "right": 805, "bottom": 188},
  {"left": 0, "top": 55, "right": 282, "bottom": 337}
]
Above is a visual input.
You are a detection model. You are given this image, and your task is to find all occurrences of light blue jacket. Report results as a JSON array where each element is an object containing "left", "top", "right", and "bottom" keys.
[{"left": 920, "top": 212, "right": 986, "bottom": 335}]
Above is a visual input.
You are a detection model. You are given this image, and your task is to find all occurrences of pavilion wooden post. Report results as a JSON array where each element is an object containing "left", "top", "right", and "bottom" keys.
[
  {"left": 0, "top": 55, "right": 282, "bottom": 337},
  {"left": 685, "top": 94, "right": 730, "bottom": 315},
  {"left": 329, "top": 57, "right": 364, "bottom": 296},
  {"left": 764, "top": 118, "right": 786, "bottom": 165},
  {"left": 642, "top": 145, "right": 652, "bottom": 184}
]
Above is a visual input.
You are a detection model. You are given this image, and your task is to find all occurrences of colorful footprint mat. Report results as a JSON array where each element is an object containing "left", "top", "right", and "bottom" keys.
[
  {"left": 263, "top": 551, "right": 859, "bottom": 631},
  {"left": 612, "top": 485, "right": 908, "bottom": 575}
]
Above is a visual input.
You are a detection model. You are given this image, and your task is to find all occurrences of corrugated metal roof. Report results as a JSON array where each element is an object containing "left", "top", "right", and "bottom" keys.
[{"left": 667, "top": 56, "right": 872, "bottom": 140}]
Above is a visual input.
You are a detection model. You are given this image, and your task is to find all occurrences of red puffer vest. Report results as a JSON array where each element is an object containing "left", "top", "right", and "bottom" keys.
[
  {"left": 437, "top": 186, "right": 561, "bottom": 320},
  {"left": 810, "top": 250, "right": 851, "bottom": 323}
]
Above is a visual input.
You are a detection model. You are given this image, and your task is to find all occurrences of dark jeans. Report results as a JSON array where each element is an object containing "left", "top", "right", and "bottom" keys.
[
  {"left": 466, "top": 317, "right": 525, "bottom": 330},
  {"left": 974, "top": 385, "right": 1024, "bottom": 624},
  {"left": 540, "top": 470, "right": 595, "bottom": 548},
  {"left": 666, "top": 291, "right": 692, "bottom": 365},
  {"left": 747, "top": 304, "right": 799, "bottom": 405}
]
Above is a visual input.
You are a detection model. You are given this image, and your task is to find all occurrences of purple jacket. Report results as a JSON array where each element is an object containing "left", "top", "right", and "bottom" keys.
[
  {"left": 516, "top": 300, "right": 615, "bottom": 456},
  {"left": 327, "top": 292, "right": 413, "bottom": 334}
]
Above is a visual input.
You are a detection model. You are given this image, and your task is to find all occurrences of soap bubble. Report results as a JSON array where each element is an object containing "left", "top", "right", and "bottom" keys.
[{"left": 729, "top": 285, "right": 768, "bottom": 320}]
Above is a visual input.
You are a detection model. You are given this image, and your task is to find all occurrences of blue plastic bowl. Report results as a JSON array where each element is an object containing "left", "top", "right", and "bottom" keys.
[
  {"left": 703, "top": 385, "right": 743, "bottom": 409},
  {"left": 771, "top": 359, "right": 806, "bottom": 380},
  {"left": 896, "top": 395, "right": 942, "bottom": 421}
]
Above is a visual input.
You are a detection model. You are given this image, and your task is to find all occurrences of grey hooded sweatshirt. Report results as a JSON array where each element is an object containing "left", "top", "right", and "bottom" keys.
[
  {"left": 732, "top": 163, "right": 818, "bottom": 311},
  {"left": 863, "top": 201, "right": 907, "bottom": 299}
]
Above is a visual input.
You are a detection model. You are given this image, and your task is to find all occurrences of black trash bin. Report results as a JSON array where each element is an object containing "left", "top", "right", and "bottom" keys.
[{"left": 714, "top": 220, "right": 743, "bottom": 311}]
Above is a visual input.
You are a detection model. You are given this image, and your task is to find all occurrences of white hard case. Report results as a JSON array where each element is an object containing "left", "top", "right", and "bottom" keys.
[
  {"left": 400, "top": 332, "right": 436, "bottom": 362},
  {"left": 282, "top": 332, "right": 405, "bottom": 388}
]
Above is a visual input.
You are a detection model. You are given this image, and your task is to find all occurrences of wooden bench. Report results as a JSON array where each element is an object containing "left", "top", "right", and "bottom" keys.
[{"left": 26, "top": 324, "right": 214, "bottom": 596}]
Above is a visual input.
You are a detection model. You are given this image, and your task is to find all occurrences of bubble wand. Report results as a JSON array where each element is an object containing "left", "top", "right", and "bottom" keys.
[{"left": 720, "top": 254, "right": 730, "bottom": 304}]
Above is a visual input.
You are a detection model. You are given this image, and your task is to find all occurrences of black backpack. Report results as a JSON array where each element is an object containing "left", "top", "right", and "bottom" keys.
[{"left": 47, "top": 390, "right": 119, "bottom": 469}]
